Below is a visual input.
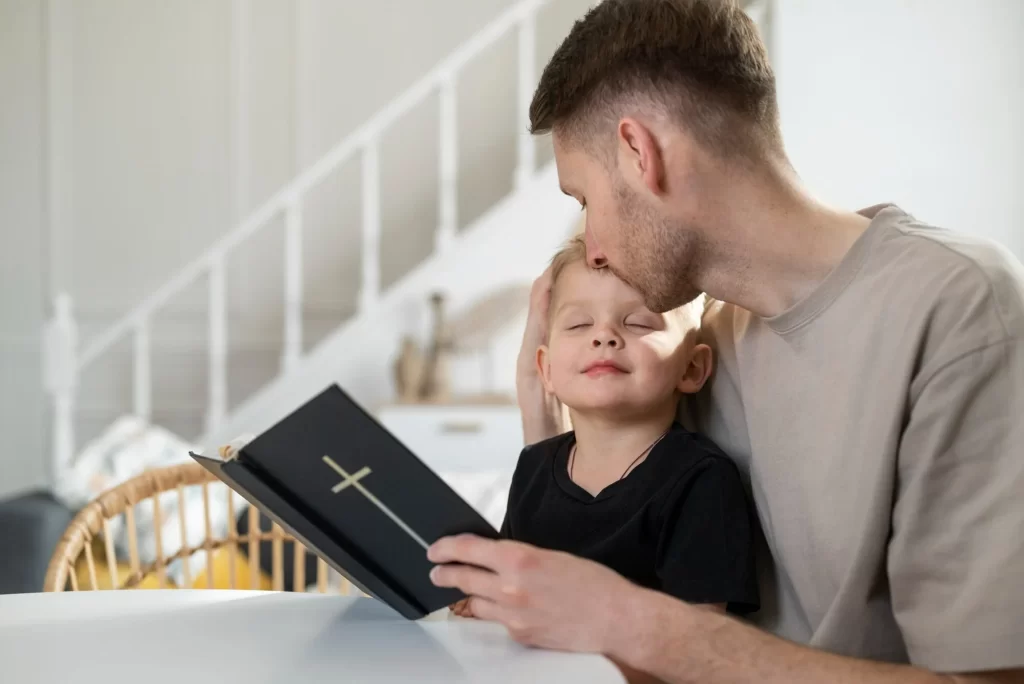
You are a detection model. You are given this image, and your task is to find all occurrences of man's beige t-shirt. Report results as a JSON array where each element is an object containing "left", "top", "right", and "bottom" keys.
[{"left": 683, "top": 205, "right": 1024, "bottom": 672}]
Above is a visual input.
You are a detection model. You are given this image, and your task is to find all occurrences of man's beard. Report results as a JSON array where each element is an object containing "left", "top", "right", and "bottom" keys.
[{"left": 613, "top": 181, "right": 703, "bottom": 313}]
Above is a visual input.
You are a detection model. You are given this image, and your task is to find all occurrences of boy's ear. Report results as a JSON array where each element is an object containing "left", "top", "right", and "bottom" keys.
[
  {"left": 677, "top": 343, "right": 713, "bottom": 394},
  {"left": 536, "top": 345, "right": 555, "bottom": 395}
]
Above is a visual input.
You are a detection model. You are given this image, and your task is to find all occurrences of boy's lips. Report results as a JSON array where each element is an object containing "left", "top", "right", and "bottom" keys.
[{"left": 582, "top": 360, "right": 628, "bottom": 376}]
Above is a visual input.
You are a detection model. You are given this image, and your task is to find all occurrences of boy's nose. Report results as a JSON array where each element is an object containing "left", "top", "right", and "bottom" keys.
[{"left": 591, "top": 328, "right": 622, "bottom": 348}]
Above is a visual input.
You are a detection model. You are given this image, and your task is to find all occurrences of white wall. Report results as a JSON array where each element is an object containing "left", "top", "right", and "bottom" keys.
[
  {"left": 0, "top": 0, "right": 48, "bottom": 497},
  {"left": 774, "top": 0, "right": 1024, "bottom": 259}
]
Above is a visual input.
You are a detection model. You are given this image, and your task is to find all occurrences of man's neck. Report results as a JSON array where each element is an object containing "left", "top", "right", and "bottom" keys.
[
  {"left": 689, "top": 158, "right": 872, "bottom": 319},
  {"left": 567, "top": 402, "right": 677, "bottom": 493}
]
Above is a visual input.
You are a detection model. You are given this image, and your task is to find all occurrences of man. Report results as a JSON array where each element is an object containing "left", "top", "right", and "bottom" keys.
[{"left": 427, "top": 1, "right": 1024, "bottom": 682}]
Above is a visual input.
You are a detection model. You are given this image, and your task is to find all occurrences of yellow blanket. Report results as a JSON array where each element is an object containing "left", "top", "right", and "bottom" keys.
[{"left": 72, "top": 538, "right": 273, "bottom": 591}]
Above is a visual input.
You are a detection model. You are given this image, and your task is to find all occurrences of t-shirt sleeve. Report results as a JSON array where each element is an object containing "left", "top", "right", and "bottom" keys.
[
  {"left": 656, "top": 456, "right": 759, "bottom": 614},
  {"left": 888, "top": 338, "right": 1024, "bottom": 672}
]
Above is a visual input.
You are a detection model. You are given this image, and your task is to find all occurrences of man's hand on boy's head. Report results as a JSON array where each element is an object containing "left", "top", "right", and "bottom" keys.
[
  {"left": 516, "top": 265, "right": 567, "bottom": 442},
  {"left": 517, "top": 264, "right": 554, "bottom": 382}
]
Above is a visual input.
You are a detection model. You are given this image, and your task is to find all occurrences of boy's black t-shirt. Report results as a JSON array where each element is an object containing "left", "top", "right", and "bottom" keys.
[{"left": 501, "top": 423, "right": 759, "bottom": 614}]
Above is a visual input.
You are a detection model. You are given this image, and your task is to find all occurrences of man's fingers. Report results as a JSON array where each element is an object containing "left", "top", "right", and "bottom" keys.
[
  {"left": 430, "top": 562, "right": 504, "bottom": 602},
  {"left": 429, "top": 536, "right": 541, "bottom": 579},
  {"left": 464, "top": 596, "right": 510, "bottom": 625},
  {"left": 452, "top": 600, "right": 470, "bottom": 617},
  {"left": 530, "top": 266, "right": 553, "bottom": 316},
  {"left": 427, "top": 533, "right": 502, "bottom": 568},
  {"left": 531, "top": 264, "right": 553, "bottom": 296}
]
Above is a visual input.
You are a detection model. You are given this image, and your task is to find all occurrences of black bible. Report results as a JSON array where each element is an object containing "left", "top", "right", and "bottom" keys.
[{"left": 189, "top": 384, "right": 499, "bottom": 619}]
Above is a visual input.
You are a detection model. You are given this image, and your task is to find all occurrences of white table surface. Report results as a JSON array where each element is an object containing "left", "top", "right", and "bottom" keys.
[{"left": 0, "top": 590, "right": 625, "bottom": 683}]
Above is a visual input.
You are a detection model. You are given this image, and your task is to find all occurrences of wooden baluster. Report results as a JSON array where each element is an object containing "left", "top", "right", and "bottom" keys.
[
  {"left": 102, "top": 518, "right": 118, "bottom": 590},
  {"left": 152, "top": 494, "right": 166, "bottom": 588},
  {"left": 68, "top": 562, "right": 79, "bottom": 591},
  {"left": 44, "top": 293, "right": 77, "bottom": 482},
  {"left": 248, "top": 505, "right": 260, "bottom": 589},
  {"left": 226, "top": 489, "right": 237, "bottom": 589},
  {"left": 202, "top": 482, "right": 214, "bottom": 587},
  {"left": 206, "top": 255, "right": 228, "bottom": 435},
  {"left": 293, "top": 543, "right": 306, "bottom": 592},
  {"left": 515, "top": 9, "right": 537, "bottom": 189},
  {"left": 316, "top": 558, "right": 328, "bottom": 594},
  {"left": 282, "top": 199, "right": 303, "bottom": 372},
  {"left": 177, "top": 484, "right": 192, "bottom": 587},
  {"left": 133, "top": 318, "right": 151, "bottom": 422},
  {"left": 358, "top": 141, "right": 381, "bottom": 313},
  {"left": 437, "top": 74, "right": 458, "bottom": 252},
  {"left": 271, "top": 523, "right": 284, "bottom": 591}
]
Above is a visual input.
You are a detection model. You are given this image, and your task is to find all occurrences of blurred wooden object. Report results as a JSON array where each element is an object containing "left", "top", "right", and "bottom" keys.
[
  {"left": 393, "top": 335, "right": 426, "bottom": 403},
  {"left": 43, "top": 461, "right": 359, "bottom": 595},
  {"left": 419, "top": 292, "right": 454, "bottom": 402}
]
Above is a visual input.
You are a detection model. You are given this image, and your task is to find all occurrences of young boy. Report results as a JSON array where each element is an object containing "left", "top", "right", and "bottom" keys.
[{"left": 452, "top": 236, "right": 758, "bottom": 617}]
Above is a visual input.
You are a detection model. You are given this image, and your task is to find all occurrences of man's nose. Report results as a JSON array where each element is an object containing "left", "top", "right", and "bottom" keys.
[{"left": 584, "top": 229, "right": 608, "bottom": 269}]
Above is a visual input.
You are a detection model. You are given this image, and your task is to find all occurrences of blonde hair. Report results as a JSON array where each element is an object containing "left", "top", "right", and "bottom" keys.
[
  {"left": 547, "top": 234, "right": 705, "bottom": 330},
  {"left": 549, "top": 234, "right": 591, "bottom": 296}
]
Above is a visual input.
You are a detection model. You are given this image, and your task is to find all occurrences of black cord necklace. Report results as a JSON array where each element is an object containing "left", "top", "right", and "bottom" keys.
[{"left": 569, "top": 429, "right": 669, "bottom": 483}]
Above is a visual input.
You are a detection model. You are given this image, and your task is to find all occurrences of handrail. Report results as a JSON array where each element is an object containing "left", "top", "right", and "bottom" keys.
[{"left": 77, "top": 0, "right": 548, "bottom": 371}]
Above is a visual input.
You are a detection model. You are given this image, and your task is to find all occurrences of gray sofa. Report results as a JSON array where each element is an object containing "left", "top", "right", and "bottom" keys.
[{"left": 0, "top": 491, "right": 74, "bottom": 594}]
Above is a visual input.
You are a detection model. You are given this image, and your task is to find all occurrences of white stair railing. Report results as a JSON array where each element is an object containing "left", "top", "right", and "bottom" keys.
[{"left": 43, "top": 0, "right": 550, "bottom": 481}]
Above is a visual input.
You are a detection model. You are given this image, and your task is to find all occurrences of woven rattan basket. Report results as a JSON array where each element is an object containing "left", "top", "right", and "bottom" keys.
[{"left": 44, "top": 461, "right": 354, "bottom": 594}]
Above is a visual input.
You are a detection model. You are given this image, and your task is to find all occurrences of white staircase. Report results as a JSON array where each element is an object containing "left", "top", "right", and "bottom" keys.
[{"left": 43, "top": 0, "right": 579, "bottom": 478}]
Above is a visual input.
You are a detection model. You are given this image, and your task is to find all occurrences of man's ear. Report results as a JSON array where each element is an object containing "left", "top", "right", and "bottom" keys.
[
  {"left": 536, "top": 345, "right": 555, "bottom": 395},
  {"left": 677, "top": 343, "right": 713, "bottom": 394},
  {"left": 617, "top": 117, "right": 665, "bottom": 196}
]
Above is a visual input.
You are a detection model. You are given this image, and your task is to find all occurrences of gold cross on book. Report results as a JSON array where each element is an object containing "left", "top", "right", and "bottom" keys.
[{"left": 322, "top": 455, "right": 430, "bottom": 550}]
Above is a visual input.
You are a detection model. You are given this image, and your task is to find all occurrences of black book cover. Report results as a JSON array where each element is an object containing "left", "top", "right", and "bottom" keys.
[{"left": 190, "top": 384, "right": 499, "bottom": 619}]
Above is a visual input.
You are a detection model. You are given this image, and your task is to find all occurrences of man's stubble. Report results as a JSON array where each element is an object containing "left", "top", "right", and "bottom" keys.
[{"left": 612, "top": 178, "right": 704, "bottom": 314}]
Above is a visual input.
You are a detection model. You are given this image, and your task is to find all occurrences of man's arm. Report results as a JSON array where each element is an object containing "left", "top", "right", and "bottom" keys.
[
  {"left": 615, "top": 587, "right": 1022, "bottom": 684},
  {"left": 427, "top": 536, "right": 1022, "bottom": 684}
]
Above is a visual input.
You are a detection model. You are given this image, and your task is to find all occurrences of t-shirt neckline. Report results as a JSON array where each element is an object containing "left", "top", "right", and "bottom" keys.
[
  {"left": 763, "top": 203, "right": 904, "bottom": 334},
  {"left": 552, "top": 427, "right": 675, "bottom": 503}
]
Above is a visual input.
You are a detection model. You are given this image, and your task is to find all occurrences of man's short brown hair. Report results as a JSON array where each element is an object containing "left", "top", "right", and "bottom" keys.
[{"left": 530, "top": 0, "right": 779, "bottom": 158}]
